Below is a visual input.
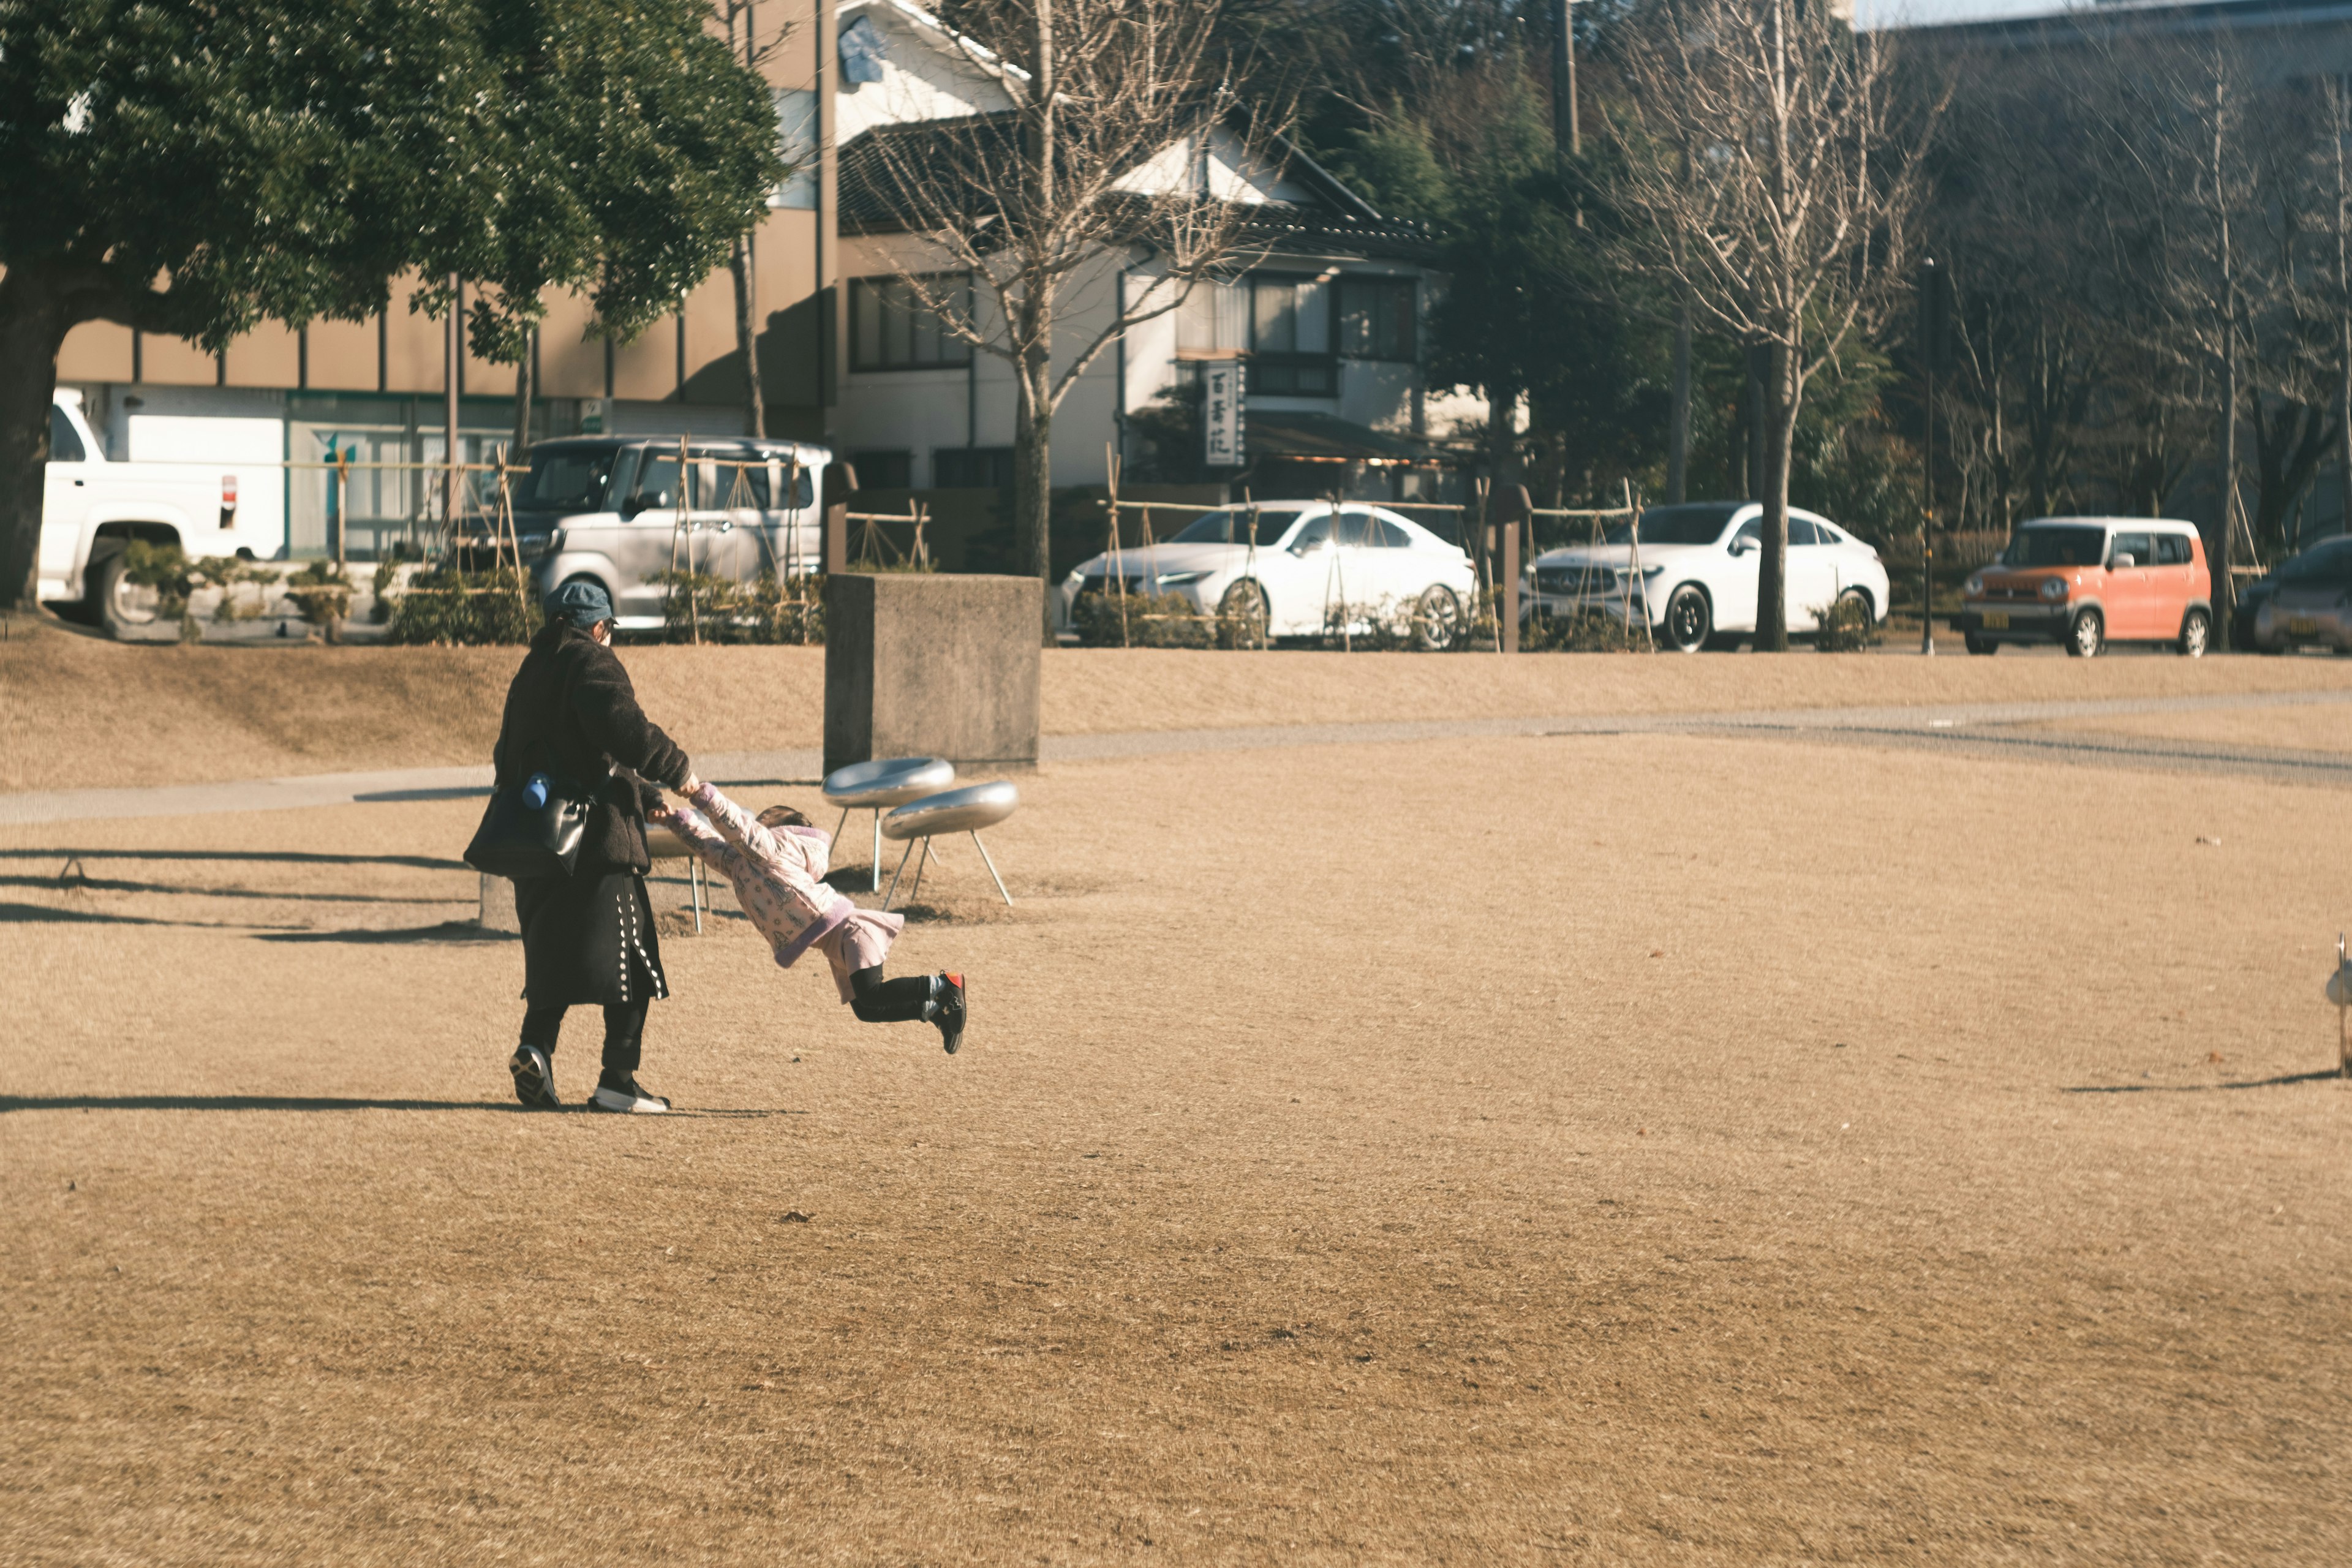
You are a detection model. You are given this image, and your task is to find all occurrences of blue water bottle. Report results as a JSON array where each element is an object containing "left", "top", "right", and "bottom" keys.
[{"left": 522, "top": 772, "right": 549, "bottom": 809}]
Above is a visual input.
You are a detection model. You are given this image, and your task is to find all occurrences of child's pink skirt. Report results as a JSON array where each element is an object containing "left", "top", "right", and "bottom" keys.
[{"left": 816, "top": 908, "right": 907, "bottom": 1002}]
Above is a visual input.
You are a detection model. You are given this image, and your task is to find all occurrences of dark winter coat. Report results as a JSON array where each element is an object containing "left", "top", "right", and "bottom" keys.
[{"left": 492, "top": 621, "right": 693, "bottom": 874}]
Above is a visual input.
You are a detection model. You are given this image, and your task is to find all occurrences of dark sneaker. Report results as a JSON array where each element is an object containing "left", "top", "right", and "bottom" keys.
[
  {"left": 933, "top": 973, "right": 967, "bottom": 1055},
  {"left": 589, "top": 1077, "right": 671, "bottom": 1114},
  {"left": 509, "top": 1044, "right": 559, "bottom": 1108}
]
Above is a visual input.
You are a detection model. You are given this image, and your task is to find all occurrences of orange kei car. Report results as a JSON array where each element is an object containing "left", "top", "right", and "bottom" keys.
[{"left": 1951, "top": 517, "right": 2212, "bottom": 657}]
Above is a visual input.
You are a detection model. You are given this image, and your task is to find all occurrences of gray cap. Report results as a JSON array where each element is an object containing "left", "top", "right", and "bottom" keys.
[{"left": 547, "top": 579, "right": 614, "bottom": 629}]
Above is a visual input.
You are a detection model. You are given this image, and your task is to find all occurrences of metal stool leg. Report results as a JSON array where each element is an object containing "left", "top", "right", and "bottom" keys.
[
  {"left": 970, "top": 830, "right": 1013, "bottom": 907},
  {"left": 872, "top": 810, "right": 883, "bottom": 892},
  {"left": 905, "top": 837, "right": 935, "bottom": 907},
  {"left": 691, "top": 858, "right": 705, "bottom": 935},
  {"left": 831, "top": 805, "right": 848, "bottom": 847},
  {"left": 882, "top": 837, "right": 918, "bottom": 911}
]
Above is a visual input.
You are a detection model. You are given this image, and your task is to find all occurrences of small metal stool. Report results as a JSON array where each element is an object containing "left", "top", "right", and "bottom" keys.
[
  {"left": 881, "top": 782, "right": 1019, "bottom": 912},
  {"left": 821, "top": 757, "right": 956, "bottom": 891},
  {"left": 643, "top": 823, "right": 710, "bottom": 934}
]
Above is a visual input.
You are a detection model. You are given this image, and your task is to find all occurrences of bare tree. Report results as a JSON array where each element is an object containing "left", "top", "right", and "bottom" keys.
[
  {"left": 846, "top": 0, "right": 1285, "bottom": 631},
  {"left": 1601, "top": 0, "right": 1939, "bottom": 649}
]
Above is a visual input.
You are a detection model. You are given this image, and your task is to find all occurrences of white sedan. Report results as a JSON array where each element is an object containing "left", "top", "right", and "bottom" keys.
[
  {"left": 1525, "top": 501, "right": 1890, "bottom": 652},
  {"left": 1058, "top": 502, "right": 1478, "bottom": 644}
]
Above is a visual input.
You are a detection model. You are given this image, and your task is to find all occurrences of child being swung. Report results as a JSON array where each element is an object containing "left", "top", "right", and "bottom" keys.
[{"left": 654, "top": 778, "right": 967, "bottom": 1052}]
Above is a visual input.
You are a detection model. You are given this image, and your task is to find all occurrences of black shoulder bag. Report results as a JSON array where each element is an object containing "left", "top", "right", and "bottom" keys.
[{"left": 464, "top": 763, "right": 598, "bottom": 880}]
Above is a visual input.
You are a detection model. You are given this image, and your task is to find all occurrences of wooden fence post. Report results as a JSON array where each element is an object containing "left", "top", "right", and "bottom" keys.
[{"left": 824, "top": 501, "right": 850, "bottom": 576}]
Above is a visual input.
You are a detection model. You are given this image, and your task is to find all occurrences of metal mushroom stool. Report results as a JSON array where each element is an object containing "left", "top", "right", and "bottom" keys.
[
  {"left": 642, "top": 822, "right": 710, "bottom": 934},
  {"left": 821, "top": 756, "right": 956, "bottom": 891},
  {"left": 880, "top": 781, "right": 1018, "bottom": 912}
]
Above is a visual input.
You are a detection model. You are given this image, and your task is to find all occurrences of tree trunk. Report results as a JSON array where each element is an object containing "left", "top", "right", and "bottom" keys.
[
  {"left": 1755, "top": 336, "right": 1797, "bottom": 652},
  {"left": 509, "top": 323, "right": 536, "bottom": 469},
  {"left": 0, "top": 270, "right": 75, "bottom": 610},
  {"left": 2217, "top": 342, "right": 2237, "bottom": 650},
  {"left": 1478, "top": 381, "right": 1520, "bottom": 592},
  {"left": 731, "top": 233, "right": 764, "bottom": 438},
  {"left": 2339, "top": 317, "right": 2351, "bottom": 545},
  {"left": 1666, "top": 302, "right": 1692, "bottom": 505},
  {"left": 1013, "top": 337, "right": 1054, "bottom": 643},
  {"left": 1745, "top": 343, "right": 1768, "bottom": 500}
]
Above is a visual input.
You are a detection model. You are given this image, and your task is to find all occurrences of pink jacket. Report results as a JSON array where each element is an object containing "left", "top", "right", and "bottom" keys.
[{"left": 659, "top": 781, "right": 852, "bottom": 968}]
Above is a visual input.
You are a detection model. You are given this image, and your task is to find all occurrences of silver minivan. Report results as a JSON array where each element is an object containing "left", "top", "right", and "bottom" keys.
[{"left": 492, "top": 435, "right": 831, "bottom": 633}]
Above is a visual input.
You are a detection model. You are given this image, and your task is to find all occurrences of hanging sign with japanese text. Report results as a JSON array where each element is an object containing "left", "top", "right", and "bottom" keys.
[{"left": 1202, "top": 360, "right": 1245, "bottom": 469}]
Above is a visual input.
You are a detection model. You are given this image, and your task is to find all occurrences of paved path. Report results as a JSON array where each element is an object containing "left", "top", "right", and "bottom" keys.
[{"left": 7, "top": 688, "right": 2352, "bottom": 827}]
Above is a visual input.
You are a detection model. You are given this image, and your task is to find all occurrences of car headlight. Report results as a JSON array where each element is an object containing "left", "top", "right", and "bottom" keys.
[
  {"left": 2039, "top": 577, "right": 2067, "bottom": 601},
  {"left": 1156, "top": 570, "right": 1209, "bottom": 587},
  {"left": 1964, "top": 572, "right": 1985, "bottom": 597}
]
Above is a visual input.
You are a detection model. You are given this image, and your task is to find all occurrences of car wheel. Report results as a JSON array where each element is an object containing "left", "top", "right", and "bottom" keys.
[
  {"left": 1662, "top": 585, "right": 1711, "bottom": 653},
  {"left": 1219, "top": 578, "right": 1270, "bottom": 649},
  {"left": 1964, "top": 632, "right": 1997, "bottom": 655},
  {"left": 2067, "top": 608, "right": 2104, "bottom": 658},
  {"left": 2177, "top": 607, "right": 2210, "bottom": 658},
  {"left": 94, "top": 549, "right": 162, "bottom": 638},
  {"left": 1409, "top": 584, "right": 1465, "bottom": 650}
]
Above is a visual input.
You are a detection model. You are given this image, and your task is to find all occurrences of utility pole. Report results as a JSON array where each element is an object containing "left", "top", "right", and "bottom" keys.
[{"left": 1551, "top": 0, "right": 1580, "bottom": 158}]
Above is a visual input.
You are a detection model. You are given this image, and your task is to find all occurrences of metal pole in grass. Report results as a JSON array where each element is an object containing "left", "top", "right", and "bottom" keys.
[
  {"left": 443, "top": 274, "right": 459, "bottom": 536},
  {"left": 679, "top": 435, "right": 698, "bottom": 645}
]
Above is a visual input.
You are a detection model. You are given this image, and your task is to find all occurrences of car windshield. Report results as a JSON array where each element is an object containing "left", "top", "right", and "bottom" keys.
[
  {"left": 2278, "top": 538, "right": 2352, "bottom": 584},
  {"left": 1604, "top": 503, "right": 1741, "bottom": 546},
  {"left": 2002, "top": 526, "right": 2107, "bottom": 567},
  {"left": 519, "top": 451, "right": 616, "bottom": 512},
  {"left": 1169, "top": 508, "right": 1306, "bottom": 545}
]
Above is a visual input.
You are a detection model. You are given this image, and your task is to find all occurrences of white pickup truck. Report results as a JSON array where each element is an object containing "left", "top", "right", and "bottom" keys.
[{"left": 36, "top": 390, "right": 283, "bottom": 636}]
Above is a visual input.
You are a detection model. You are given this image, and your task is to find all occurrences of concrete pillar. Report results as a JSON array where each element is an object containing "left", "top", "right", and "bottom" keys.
[{"left": 823, "top": 573, "right": 1042, "bottom": 776}]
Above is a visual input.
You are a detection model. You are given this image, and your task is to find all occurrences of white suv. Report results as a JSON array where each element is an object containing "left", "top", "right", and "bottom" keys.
[{"left": 1525, "top": 502, "right": 1891, "bottom": 652}]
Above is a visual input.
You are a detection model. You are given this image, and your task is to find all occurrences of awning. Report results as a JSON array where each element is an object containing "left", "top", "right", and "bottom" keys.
[{"left": 1246, "top": 410, "right": 1450, "bottom": 464}]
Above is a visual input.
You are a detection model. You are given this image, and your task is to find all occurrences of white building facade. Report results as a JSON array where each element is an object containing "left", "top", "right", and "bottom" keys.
[{"left": 827, "top": 0, "right": 1459, "bottom": 502}]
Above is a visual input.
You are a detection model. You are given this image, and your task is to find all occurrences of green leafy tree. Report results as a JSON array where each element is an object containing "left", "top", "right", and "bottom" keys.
[
  {"left": 1330, "top": 78, "right": 1658, "bottom": 511},
  {"left": 0, "top": 0, "right": 782, "bottom": 608}
]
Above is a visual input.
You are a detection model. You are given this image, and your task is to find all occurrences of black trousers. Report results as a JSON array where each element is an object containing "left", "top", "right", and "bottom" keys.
[
  {"left": 849, "top": 966, "right": 932, "bottom": 1024},
  {"left": 519, "top": 998, "right": 648, "bottom": 1077}
]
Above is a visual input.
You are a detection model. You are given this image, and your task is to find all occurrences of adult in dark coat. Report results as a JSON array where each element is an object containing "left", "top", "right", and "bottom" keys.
[{"left": 496, "top": 579, "right": 693, "bottom": 1113}]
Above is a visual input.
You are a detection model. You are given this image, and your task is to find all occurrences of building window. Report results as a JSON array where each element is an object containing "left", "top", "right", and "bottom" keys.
[
  {"left": 850, "top": 275, "right": 973, "bottom": 371},
  {"left": 935, "top": 447, "right": 1016, "bottom": 488},
  {"left": 1250, "top": 274, "right": 1335, "bottom": 396},
  {"left": 1175, "top": 279, "right": 1249, "bottom": 353},
  {"left": 1339, "top": 277, "right": 1416, "bottom": 361},
  {"left": 850, "top": 450, "right": 912, "bottom": 489},
  {"left": 771, "top": 89, "right": 818, "bottom": 210}
]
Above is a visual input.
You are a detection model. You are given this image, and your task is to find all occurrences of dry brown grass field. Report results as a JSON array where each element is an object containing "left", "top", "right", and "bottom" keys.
[
  {"left": 12, "top": 612, "right": 2352, "bottom": 790},
  {"left": 6, "top": 633, "right": 2351, "bottom": 1564}
]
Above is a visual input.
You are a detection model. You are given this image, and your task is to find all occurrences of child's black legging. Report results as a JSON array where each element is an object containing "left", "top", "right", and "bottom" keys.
[
  {"left": 519, "top": 1000, "right": 647, "bottom": 1077},
  {"left": 850, "top": 966, "right": 932, "bottom": 1023}
]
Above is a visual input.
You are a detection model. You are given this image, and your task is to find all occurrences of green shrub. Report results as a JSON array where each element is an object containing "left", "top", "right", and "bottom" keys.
[
  {"left": 385, "top": 565, "right": 538, "bottom": 645},
  {"left": 1522, "top": 609, "right": 1650, "bottom": 652},
  {"left": 119, "top": 540, "right": 194, "bottom": 619},
  {"left": 650, "top": 569, "right": 824, "bottom": 644},
  {"left": 1811, "top": 592, "right": 1880, "bottom": 652},
  {"left": 1072, "top": 588, "right": 1213, "bottom": 648}
]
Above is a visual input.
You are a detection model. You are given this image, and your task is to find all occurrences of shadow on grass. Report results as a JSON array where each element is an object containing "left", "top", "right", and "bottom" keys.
[
  {"left": 0, "top": 1094, "right": 804, "bottom": 1117},
  {"left": 0, "top": 848, "right": 470, "bottom": 871},
  {"left": 255, "top": 922, "right": 510, "bottom": 944},
  {"left": 0, "top": 873, "right": 462, "bottom": 907},
  {"left": 2064, "top": 1069, "right": 2346, "bottom": 1094},
  {"left": 0, "top": 900, "right": 307, "bottom": 932}
]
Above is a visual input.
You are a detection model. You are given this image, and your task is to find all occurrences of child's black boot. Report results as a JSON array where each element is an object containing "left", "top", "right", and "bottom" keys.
[{"left": 929, "top": 973, "right": 967, "bottom": 1055}]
